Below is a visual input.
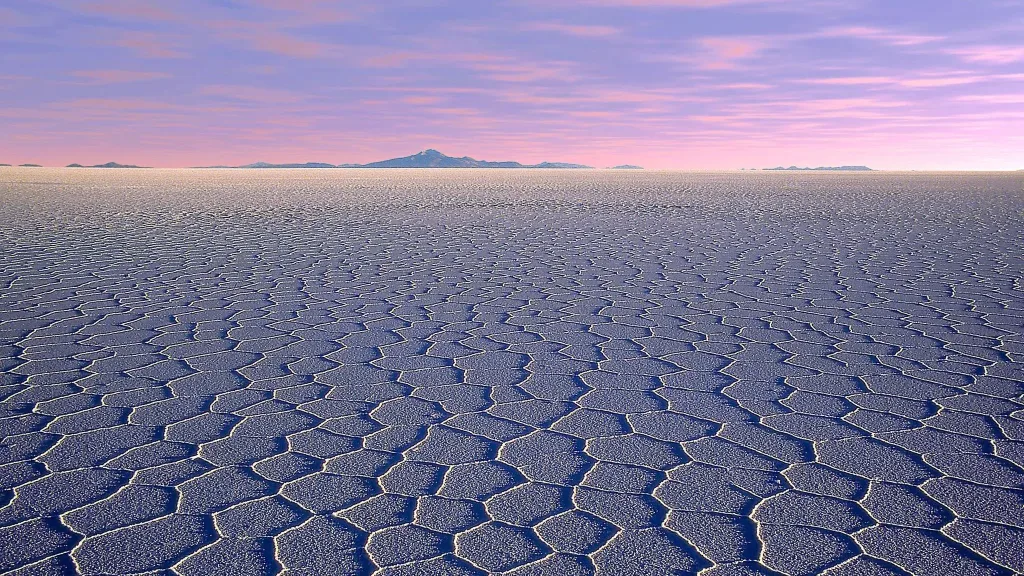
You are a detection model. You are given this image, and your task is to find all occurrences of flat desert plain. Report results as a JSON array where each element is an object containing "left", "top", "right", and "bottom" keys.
[{"left": 0, "top": 168, "right": 1022, "bottom": 576}]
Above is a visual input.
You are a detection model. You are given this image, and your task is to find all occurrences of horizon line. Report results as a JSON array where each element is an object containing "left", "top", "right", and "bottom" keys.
[{"left": 5, "top": 165, "right": 1024, "bottom": 172}]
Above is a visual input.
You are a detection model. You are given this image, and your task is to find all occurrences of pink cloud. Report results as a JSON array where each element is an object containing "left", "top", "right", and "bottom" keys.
[
  {"left": 199, "top": 85, "right": 305, "bottom": 104},
  {"left": 402, "top": 96, "right": 444, "bottom": 105},
  {"left": 248, "top": 0, "right": 355, "bottom": 24},
  {"left": 541, "top": 0, "right": 786, "bottom": 6},
  {"left": 363, "top": 50, "right": 511, "bottom": 69},
  {"left": 257, "top": 32, "right": 330, "bottom": 58},
  {"left": 568, "top": 110, "right": 620, "bottom": 118},
  {"left": 958, "top": 94, "right": 1024, "bottom": 105},
  {"left": 246, "top": 65, "right": 280, "bottom": 75},
  {"left": 425, "top": 107, "right": 482, "bottom": 116},
  {"left": 801, "top": 72, "right": 1022, "bottom": 89},
  {"left": 949, "top": 45, "right": 1024, "bottom": 65},
  {"left": 524, "top": 22, "right": 621, "bottom": 37},
  {"left": 468, "top": 59, "right": 580, "bottom": 83},
  {"left": 64, "top": 1, "right": 179, "bottom": 22},
  {"left": 717, "top": 82, "right": 774, "bottom": 90},
  {"left": 692, "top": 37, "right": 766, "bottom": 69},
  {"left": 801, "top": 76, "right": 895, "bottom": 85},
  {"left": 0, "top": 7, "right": 25, "bottom": 26},
  {"left": 203, "top": 19, "right": 340, "bottom": 58},
  {"left": 72, "top": 70, "right": 171, "bottom": 84},
  {"left": 900, "top": 76, "right": 981, "bottom": 88},
  {"left": 111, "top": 31, "right": 188, "bottom": 59},
  {"left": 817, "top": 26, "right": 943, "bottom": 46},
  {"left": 363, "top": 51, "right": 421, "bottom": 68}
]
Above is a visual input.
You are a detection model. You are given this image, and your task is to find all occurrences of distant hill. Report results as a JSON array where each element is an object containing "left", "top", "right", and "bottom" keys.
[
  {"left": 353, "top": 149, "right": 594, "bottom": 169},
  {"left": 197, "top": 149, "right": 595, "bottom": 169},
  {"left": 0, "top": 163, "right": 10, "bottom": 167},
  {"left": 19, "top": 164, "right": 42, "bottom": 167},
  {"left": 240, "top": 162, "right": 336, "bottom": 169},
  {"left": 765, "top": 165, "right": 873, "bottom": 171},
  {"left": 532, "top": 161, "right": 592, "bottom": 169},
  {"left": 67, "top": 162, "right": 148, "bottom": 168},
  {"left": 610, "top": 165, "right": 644, "bottom": 170}
]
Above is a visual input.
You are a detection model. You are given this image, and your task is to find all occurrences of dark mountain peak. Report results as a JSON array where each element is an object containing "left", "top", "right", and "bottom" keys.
[
  {"left": 764, "top": 165, "right": 873, "bottom": 171},
  {"left": 67, "top": 161, "right": 147, "bottom": 168},
  {"left": 214, "top": 150, "right": 595, "bottom": 169},
  {"left": 355, "top": 150, "right": 593, "bottom": 169}
]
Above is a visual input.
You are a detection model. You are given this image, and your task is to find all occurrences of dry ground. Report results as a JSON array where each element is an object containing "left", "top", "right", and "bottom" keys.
[{"left": 1, "top": 168, "right": 1022, "bottom": 575}]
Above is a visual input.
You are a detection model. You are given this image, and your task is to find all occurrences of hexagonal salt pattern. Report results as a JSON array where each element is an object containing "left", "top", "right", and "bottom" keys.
[{"left": 0, "top": 168, "right": 1022, "bottom": 575}]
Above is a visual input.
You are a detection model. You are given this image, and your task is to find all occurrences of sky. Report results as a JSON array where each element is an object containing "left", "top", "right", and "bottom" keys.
[{"left": 1, "top": 0, "right": 1023, "bottom": 170}]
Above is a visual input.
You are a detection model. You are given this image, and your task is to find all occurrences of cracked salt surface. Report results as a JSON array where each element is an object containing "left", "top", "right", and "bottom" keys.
[{"left": 0, "top": 167, "right": 1022, "bottom": 575}]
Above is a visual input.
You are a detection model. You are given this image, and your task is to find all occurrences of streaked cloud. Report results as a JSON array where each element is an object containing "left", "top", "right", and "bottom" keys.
[
  {"left": 815, "top": 26, "right": 944, "bottom": 46},
  {"left": 524, "top": 22, "right": 621, "bottom": 37},
  {"left": 72, "top": 70, "right": 171, "bottom": 84},
  {"left": 800, "top": 76, "right": 895, "bottom": 85},
  {"left": 949, "top": 45, "right": 1024, "bottom": 65},
  {"left": 2, "top": 0, "right": 1022, "bottom": 170},
  {"left": 110, "top": 31, "right": 189, "bottom": 59},
  {"left": 199, "top": 85, "right": 306, "bottom": 104}
]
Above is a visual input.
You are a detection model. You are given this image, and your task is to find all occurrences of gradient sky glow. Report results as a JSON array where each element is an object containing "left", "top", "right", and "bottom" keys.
[{"left": 2, "top": 0, "right": 1024, "bottom": 169}]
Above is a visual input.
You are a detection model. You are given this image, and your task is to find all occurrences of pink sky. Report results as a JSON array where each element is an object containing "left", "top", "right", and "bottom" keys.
[{"left": 1, "top": 0, "right": 1023, "bottom": 169}]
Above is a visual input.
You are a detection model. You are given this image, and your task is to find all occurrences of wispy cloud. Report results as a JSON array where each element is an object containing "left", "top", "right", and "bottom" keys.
[
  {"left": 72, "top": 70, "right": 171, "bottom": 84},
  {"left": 524, "top": 22, "right": 621, "bottom": 37},
  {"left": 469, "top": 60, "right": 581, "bottom": 83},
  {"left": 60, "top": 0, "right": 179, "bottom": 22},
  {"left": 800, "top": 71, "right": 1024, "bottom": 89},
  {"left": 693, "top": 37, "right": 767, "bottom": 69},
  {"left": 900, "top": 75, "right": 982, "bottom": 88},
  {"left": 402, "top": 96, "right": 444, "bottom": 105},
  {"left": 536, "top": 0, "right": 797, "bottom": 7},
  {"left": 6, "top": 0, "right": 1023, "bottom": 169},
  {"left": 801, "top": 76, "right": 895, "bottom": 85},
  {"left": 363, "top": 51, "right": 422, "bottom": 68},
  {"left": 948, "top": 45, "right": 1024, "bottom": 65},
  {"left": 247, "top": 0, "right": 358, "bottom": 25},
  {"left": 816, "top": 26, "right": 944, "bottom": 46},
  {"left": 957, "top": 94, "right": 1024, "bottom": 104},
  {"left": 110, "top": 31, "right": 189, "bottom": 59},
  {"left": 205, "top": 20, "right": 338, "bottom": 58},
  {"left": 199, "top": 85, "right": 305, "bottom": 104}
]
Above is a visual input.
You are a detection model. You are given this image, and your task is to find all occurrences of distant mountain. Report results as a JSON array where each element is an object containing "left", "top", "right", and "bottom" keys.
[
  {"left": 352, "top": 149, "right": 594, "bottom": 169},
  {"left": 67, "top": 162, "right": 148, "bottom": 168},
  {"left": 0, "top": 163, "right": 10, "bottom": 167},
  {"left": 19, "top": 163, "right": 42, "bottom": 167},
  {"left": 610, "top": 165, "right": 644, "bottom": 170},
  {"left": 532, "top": 161, "right": 593, "bottom": 169},
  {"left": 239, "top": 161, "right": 336, "bottom": 169},
  {"left": 196, "top": 150, "right": 596, "bottom": 169},
  {"left": 765, "top": 165, "right": 873, "bottom": 171},
  {"left": 191, "top": 161, "right": 336, "bottom": 168}
]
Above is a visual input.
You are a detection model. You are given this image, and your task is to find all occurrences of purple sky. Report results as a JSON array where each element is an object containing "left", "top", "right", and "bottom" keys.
[{"left": 2, "top": 0, "right": 1023, "bottom": 169}]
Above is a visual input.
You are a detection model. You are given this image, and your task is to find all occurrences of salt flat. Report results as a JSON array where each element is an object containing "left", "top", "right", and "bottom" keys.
[{"left": 0, "top": 168, "right": 1022, "bottom": 575}]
